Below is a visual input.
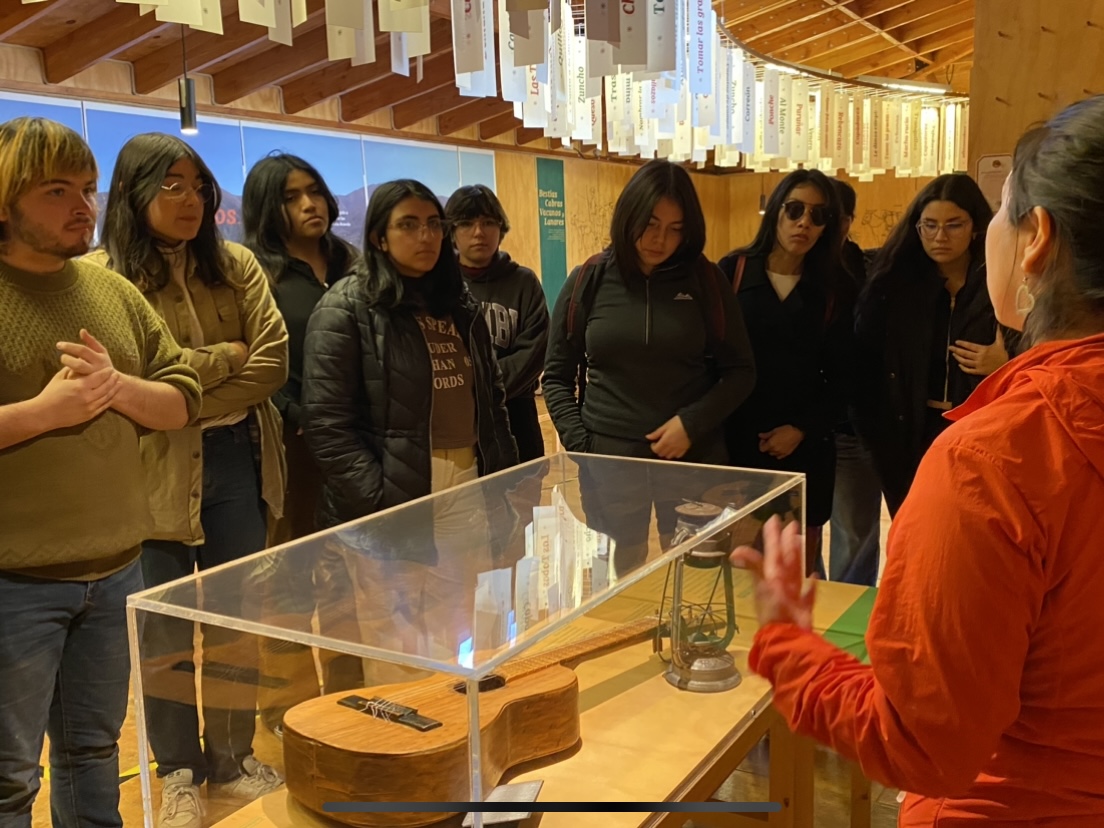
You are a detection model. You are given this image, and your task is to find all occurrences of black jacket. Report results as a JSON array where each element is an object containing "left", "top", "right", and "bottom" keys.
[
  {"left": 301, "top": 274, "right": 518, "bottom": 529},
  {"left": 461, "top": 252, "right": 549, "bottom": 401},
  {"left": 853, "top": 260, "right": 1013, "bottom": 504},
  {"left": 717, "top": 252, "right": 855, "bottom": 525},
  {"left": 270, "top": 252, "right": 359, "bottom": 430},
  {"left": 542, "top": 251, "right": 755, "bottom": 461}
]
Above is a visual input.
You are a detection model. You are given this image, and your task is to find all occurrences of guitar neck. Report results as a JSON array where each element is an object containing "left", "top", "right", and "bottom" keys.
[{"left": 500, "top": 616, "right": 658, "bottom": 681}]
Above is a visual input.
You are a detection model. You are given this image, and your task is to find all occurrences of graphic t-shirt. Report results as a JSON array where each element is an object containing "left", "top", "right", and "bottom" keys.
[{"left": 415, "top": 312, "right": 477, "bottom": 450}]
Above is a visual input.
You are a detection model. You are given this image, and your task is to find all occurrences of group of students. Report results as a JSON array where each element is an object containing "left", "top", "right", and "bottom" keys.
[{"left": 3, "top": 90, "right": 1102, "bottom": 828}]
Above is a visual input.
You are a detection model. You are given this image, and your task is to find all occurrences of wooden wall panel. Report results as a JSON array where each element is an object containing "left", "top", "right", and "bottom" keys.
[
  {"left": 493, "top": 151, "right": 542, "bottom": 279},
  {"left": 969, "top": 0, "right": 1104, "bottom": 172}
]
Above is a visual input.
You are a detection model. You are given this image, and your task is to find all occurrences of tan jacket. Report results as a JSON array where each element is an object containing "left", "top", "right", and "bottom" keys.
[{"left": 87, "top": 242, "right": 288, "bottom": 545}]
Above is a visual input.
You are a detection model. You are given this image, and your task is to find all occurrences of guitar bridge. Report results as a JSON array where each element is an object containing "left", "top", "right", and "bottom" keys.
[{"left": 338, "top": 695, "right": 442, "bottom": 732}]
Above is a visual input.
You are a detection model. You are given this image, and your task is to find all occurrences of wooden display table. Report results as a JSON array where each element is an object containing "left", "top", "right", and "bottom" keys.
[{"left": 213, "top": 577, "right": 875, "bottom": 828}]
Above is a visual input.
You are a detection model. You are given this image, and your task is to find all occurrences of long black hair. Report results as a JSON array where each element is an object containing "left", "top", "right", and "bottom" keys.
[
  {"left": 101, "top": 132, "right": 230, "bottom": 292},
  {"left": 733, "top": 168, "right": 849, "bottom": 315},
  {"left": 1005, "top": 97, "right": 1104, "bottom": 344},
  {"left": 608, "top": 159, "right": 707, "bottom": 281},
  {"left": 867, "top": 173, "right": 992, "bottom": 290},
  {"left": 241, "top": 152, "right": 357, "bottom": 282},
  {"left": 361, "top": 179, "right": 463, "bottom": 318}
]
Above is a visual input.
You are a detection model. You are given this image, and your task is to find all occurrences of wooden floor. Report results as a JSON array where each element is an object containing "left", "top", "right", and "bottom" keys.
[{"left": 30, "top": 398, "right": 898, "bottom": 828}]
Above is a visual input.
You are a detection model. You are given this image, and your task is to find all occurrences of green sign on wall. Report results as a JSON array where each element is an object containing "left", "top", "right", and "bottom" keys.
[{"left": 536, "top": 157, "right": 568, "bottom": 310}]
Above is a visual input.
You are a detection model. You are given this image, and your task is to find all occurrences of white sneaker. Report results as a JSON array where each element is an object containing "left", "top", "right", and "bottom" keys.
[
  {"left": 158, "top": 769, "right": 204, "bottom": 828},
  {"left": 210, "top": 756, "right": 284, "bottom": 801}
]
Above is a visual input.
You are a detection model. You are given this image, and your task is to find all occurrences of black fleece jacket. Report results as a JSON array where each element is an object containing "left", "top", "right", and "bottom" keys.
[
  {"left": 461, "top": 251, "right": 549, "bottom": 401},
  {"left": 542, "top": 251, "right": 756, "bottom": 456}
]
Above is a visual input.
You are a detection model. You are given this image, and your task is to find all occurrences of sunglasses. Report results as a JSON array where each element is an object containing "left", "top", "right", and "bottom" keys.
[{"left": 781, "top": 200, "right": 830, "bottom": 227}]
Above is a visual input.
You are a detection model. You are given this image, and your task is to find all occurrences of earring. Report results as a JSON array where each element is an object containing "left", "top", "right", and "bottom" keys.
[{"left": 1015, "top": 278, "right": 1036, "bottom": 315}]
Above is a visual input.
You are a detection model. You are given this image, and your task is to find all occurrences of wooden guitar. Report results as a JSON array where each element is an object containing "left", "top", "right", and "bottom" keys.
[{"left": 282, "top": 616, "right": 658, "bottom": 827}]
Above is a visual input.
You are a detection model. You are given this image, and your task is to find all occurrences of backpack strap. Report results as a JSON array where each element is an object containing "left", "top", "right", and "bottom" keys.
[
  {"left": 692, "top": 256, "right": 727, "bottom": 350},
  {"left": 732, "top": 254, "right": 747, "bottom": 293},
  {"left": 565, "top": 252, "right": 606, "bottom": 343}
]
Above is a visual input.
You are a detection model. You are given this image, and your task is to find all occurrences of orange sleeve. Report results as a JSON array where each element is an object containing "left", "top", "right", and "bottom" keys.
[{"left": 750, "top": 442, "right": 1047, "bottom": 796}]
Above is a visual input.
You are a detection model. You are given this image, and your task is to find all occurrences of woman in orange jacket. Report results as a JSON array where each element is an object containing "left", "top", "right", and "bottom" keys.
[{"left": 734, "top": 96, "right": 1104, "bottom": 826}]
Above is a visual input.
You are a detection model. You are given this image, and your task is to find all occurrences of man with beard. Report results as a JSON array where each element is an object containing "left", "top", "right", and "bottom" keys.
[{"left": 0, "top": 117, "right": 201, "bottom": 827}]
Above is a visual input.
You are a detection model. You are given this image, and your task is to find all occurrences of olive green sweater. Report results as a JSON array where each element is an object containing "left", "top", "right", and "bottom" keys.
[{"left": 0, "top": 257, "right": 202, "bottom": 580}]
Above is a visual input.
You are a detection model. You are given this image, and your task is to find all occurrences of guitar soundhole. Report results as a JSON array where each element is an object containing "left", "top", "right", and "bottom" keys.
[{"left": 452, "top": 674, "right": 506, "bottom": 694}]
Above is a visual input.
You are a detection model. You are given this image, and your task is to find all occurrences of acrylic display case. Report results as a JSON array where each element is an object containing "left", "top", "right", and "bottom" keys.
[{"left": 126, "top": 452, "right": 806, "bottom": 828}]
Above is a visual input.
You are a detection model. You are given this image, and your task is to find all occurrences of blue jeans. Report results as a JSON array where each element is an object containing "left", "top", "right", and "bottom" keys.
[
  {"left": 0, "top": 560, "right": 142, "bottom": 828},
  {"left": 828, "top": 432, "right": 882, "bottom": 586},
  {"left": 138, "top": 422, "right": 267, "bottom": 785}
]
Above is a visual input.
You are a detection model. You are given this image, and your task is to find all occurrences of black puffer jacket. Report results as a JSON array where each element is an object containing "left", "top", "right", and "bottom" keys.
[{"left": 301, "top": 274, "right": 518, "bottom": 530}]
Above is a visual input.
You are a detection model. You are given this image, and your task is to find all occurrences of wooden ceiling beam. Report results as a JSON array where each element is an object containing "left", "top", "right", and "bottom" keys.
[
  {"left": 904, "top": 42, "right": 974, "bottom": 79},
  {"left": 835, "top": 18, "right": 973, "bottom": 76},
  {"left": 281, "top": 17, "right": 451, "bottom": 114},
  {"left": 0, "top": 0, "right": 68, "bottom": 44},
  {"left": 391, "top": 82, "right": 490, "bottom": 130},
  {"left": 211, "top": 24, "right": 330, "bottom": 104},
  {"left": 133, "top": 12, "right": 263, "bottom": 94},
  {"left": 736, "top": 0, "right": 845, "bottom": 42},
  {"left": 437, "top": 98, "right": 514, "bottom": 135},
  {"left": 716, "top": 0, "right": 806, "bottom": 28},
  {"left": 876, "top": 0, "right": 958, "bottom": 31},
  {"left": 751, "top": 0, "right": 910, "bottom": 54},
  {"left": 341, "top": 53, "right": 456, "bottom": 121},
  {"left": 811, "top": 0, "right": 920, "bottom": 68},
  {"left": 478, "top": 111, "right": 523, "bottom": 140},
  {"left": 514, "top": 127, "right": 546, "bottom": 145},
  {"left": 890, "top": 0, "right": 973, "bottom": 43},
  {"left": 42, "top": 4, "right": 175, "bottom": 84}
]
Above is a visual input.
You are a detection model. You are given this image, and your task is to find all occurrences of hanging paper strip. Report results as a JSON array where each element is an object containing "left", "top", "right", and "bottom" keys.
[
  {"left": 762, "top": 68, "right": 779, "bottom": 156},
  {"left": 725, "top": 49, "right": 740, "bottom": 145},
  {"left": 942, "top": 103, "right": 957, "bottom": 173},
  {"left": 613, "top": 0, "right": 647, "bottom": 70},
  {"left": 584, "top": 0, "right": 618, "bottom": 43},
  {"left": 689, "top": 0, "right": 710, "bottom": 96},
  {"left": 869, "top": 98, "right": 883, "bottom": 170},
  {"left": 391, "top": 33, "right": 410, "bottom": 75},
  {"left": 238, "top": 0, "right": 275, "bottom": 26},
  {"left": 739, "top": 60, "right": 755, "bottom": 154},
  {"left": 850, "top": 91, "right": 864, "bottom": 171},
  {"left": 831, "top": 90, "right": 848, "bottom": 171},
  {"left": 910, "top": 102, "right": 923, "bottom": 175},
  {"left": 588, "top": 38, "right": 616, "bottom": 79},
  {"left": 571, "top": 37, "right": 594, "bottom": 141},
  {"left": 920, "top": 105, "right": 939, "bottom": 176},
  {"left": 710, "top": 47, "right": 728, "bottom": 145},
  {"left": 674, "top": 0, "right": 686, "bottom": 90},
  {"left": 807, "top": 87, "right": 821, "bottom": 166},
  {"left": 898, "top": 101, "right": 913, "bottom": 174},
  {"left": 328, "top": 26, "right": 356, "bottom": 61},
  {"left": 777, "top": 73, "right": 792, "bottom": 158},
  {"left": 406, "top": 5, "right": 431, "bottom": 56},
  {"left": 544, "top": 9, "right": 568, "bottom": 135},
  {"left": 155, "top": 0, "right": 204, "bottom": 27},
  {"left": 956, "top": 103, "right": 969, "bottom": 172},
  {"left": 499, "top": 0, "right": 528, "bottom": 101},
  {"left": 646, "top": 0, "right": 676, "bottom": 73},
  {"left": 882, "top": 99, "right": 896, "bottom": 171},
  {"left": 513, "top": 9, "right": 547, "bottom": 66},
  {"left": 791, "top": 78, "right": 808, "bottom": 162},
  {"left": 458, "top": 0, "right": 497, "bottom": 97},
  {"left": 523, "top": 64, "right": 549, "bottom": 128},
  {"left": 451, "top": 0, "right": 484, "bottom": 74},
  {"left": 819, "top": 83, "right": 832, "bottom": 161},
  {"left": 269, "top": 0, "right": 293, "bottom": 45}
]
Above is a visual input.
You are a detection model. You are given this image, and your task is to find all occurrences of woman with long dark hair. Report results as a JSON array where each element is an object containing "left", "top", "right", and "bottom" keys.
[
  {"left": 242, "top": 153, "right": 360, "bottom": 539},
  {"left": 301, "top": 179, "right": 516, "bottom": 669},
  {"left": 241, "top": 153, "right": 363, "bottom": 735},
  {"left": 542, "top": 159, "right": 755, "bottom": 575},
  {"left": 733, "top": 94, "right": 1104, "bottom": 828},
  {"left": 88, "top": 133, "right": 288, "bottom": 827},
  {"left": 854, "top": 173, "right": 1012, "bottom": 516},
  {"left": 719, "top": 169, "right": 856, "bottom": 575}
]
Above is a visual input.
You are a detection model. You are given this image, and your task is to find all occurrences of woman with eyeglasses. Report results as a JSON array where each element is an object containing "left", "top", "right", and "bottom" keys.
[
  {"left": 301, "top": 179, "right": 516, "bottom": 675},
  {"left": 301, "top": 178, "right": 515, "bottom": 527},
  {"left": 718, "top": 169, "right": 856, "bottom": 575},
  {"left": 853, "top": 173, "right": 1015, "bottom": 517},
  {"left": 88, "top": 133, "right": 289, "bottom": 826}
]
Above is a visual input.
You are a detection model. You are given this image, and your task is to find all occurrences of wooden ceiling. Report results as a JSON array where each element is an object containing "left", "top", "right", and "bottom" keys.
[{"left": 0, "top": 0, "right": 973, "bottom": 147}]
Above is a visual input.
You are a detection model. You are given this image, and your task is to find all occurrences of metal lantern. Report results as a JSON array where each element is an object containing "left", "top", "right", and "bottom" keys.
[{"left": 662, "top": 501, "right": 741, "bottom": 694}]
